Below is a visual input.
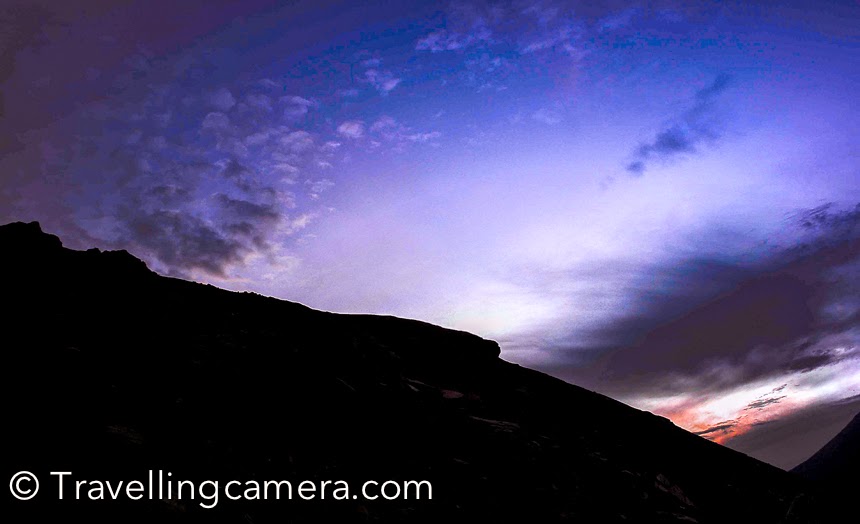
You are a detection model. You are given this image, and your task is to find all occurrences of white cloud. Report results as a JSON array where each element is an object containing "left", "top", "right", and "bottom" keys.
[
  {"left": 406, "top": 131, "right": 442, "bottom": 143},
  {"left": 337, "top": 120, "right": 365, "bottom": 139},
  {"left": 306, "top": 179, "right": 334, "bottom": 200},
  {"left": 369, "top": 116, "right": 440, "bottom": 145},
  {"left": 282, "top": 213, "right": 315, "bottom": 234},
  {"left": 370, "top": 115, "right": 398, "bottom": 133},
  {"left": 363, "top": 69, "right": 401, "bottom": 94},
  {"left": 306, "top": 178, "right": 335, "bottom": 194},
  {"left": 281, "top": 95, "right": 317, "bottom": 119},
  {"left": 416, "top": 30, "right": 467, "bottom": 52},
  {"left": 320, "top": 141, "right": 342, "bottom": 153},
  {"left": 279, "top": 130, "right": 314, "bottom": 153}
]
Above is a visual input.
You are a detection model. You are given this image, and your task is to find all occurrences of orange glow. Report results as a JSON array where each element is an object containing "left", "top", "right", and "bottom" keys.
[{"left": 655, "top": 395, "right": 806, "bottom": 445}]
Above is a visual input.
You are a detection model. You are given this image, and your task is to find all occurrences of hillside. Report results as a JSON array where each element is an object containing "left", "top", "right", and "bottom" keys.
[
  {"left": 793, "top": 410, "right": 860, "bottom": 494},
  {"left": 2, "top": 221, "right": 827, "bottom": 522}
]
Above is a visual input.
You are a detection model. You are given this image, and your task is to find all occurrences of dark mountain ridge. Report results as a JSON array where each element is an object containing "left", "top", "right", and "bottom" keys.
[
  {"left": 1, "top": 221, "right": 830, "bottom": 522},
  {"left": 792, "top": 410, "right": 860, "bottom": 493}
]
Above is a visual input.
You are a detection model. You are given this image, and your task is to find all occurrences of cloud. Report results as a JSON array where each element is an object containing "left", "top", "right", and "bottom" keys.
[
  {"left": 368, "top": 116, "right": 440, "bottom": 146},
  {"left": 242, "top": 93, "right": 272, "bottom": 112},
  {"left": 412, "top": 2, "right": 594, "bottom": 92},
  {"left": 281, "top": 95, "right": 317, "bottom": 119},
  {"left": 337, "top": 120, "right": 365, "bottom": 139},
  {"left": 370, "top": 116, "right": 398, "bottom": 133},
  {"left": 279, "top": 130, "right": 315, "bottom": 153},
  {"left": 694, "top": 421, "right": 737, "bottom": 438},
  {"left": 320, "top": 141, "right": 341, "bottom": 153},
  {"left": 501, "top": 203, "right": 860, "bottom": 466},
  {"left": 363, "top": 69, "right": 401, "bottom": 94},
  {"left": 532, "top": 107, "right": 563, "bottom": 125},
  {"left": 516, "top": 3, "right": 586, "bottom": 58},
  {"left": 120, "top": 208, "right": 248, "bottom": 278},
  {"left": 744, "top": 396, "right": 787, "bottom": 411},
  {"left": 414, "top": 2, "right": 494, "bottom": 53},
  {"left": 306, "top": 178, "right": 334, "bottom": 199},
  {"left": 217, "top": 194, "right": 280, "bottom": 223},
  {"left": 209, "top": 87, "right": 236, "bottom": 111},
  {"left": 522, "top": 202, "right": 860, "bottom": 404},
  {"left": 519, "top": 25, "right": 581, "bottom": 57},
  {"left": 202, "top": 112, "right": 231, "bottom": 131},
  {"left": 416, "top": 29, "right": 483, "bottom": 52},
  {"left": 597, "top": 8, "right": 638, "bottom": 32},
  {"left": 406, "top": 131, "right": 442, "bottom": 143},
  {"left": 626, "top": 74, "right": 732, "bottom": 174},
  {"left": 0, "top": 27, "right": 355, "bottom": 280},
  {"left": 338, "top": 88, "right": 359, "bottom": 98}
]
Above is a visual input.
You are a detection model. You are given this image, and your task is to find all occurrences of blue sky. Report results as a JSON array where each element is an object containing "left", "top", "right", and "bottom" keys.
[{"left": 2, "top": 0, "right": 859, "bottom": 469}]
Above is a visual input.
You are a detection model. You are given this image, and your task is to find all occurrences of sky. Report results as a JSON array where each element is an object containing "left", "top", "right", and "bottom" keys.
[{"left": 1, "top": 0, "right": 859, "bottom": 470}]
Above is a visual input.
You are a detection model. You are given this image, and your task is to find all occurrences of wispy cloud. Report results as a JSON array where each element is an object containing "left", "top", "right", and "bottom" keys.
[
  {"left": 745, "top": 396, "right": 786, "bottom": 411},
  {"left": 368, "top": 115, "right": 440, "bottom": 147},
  {"left": 416, "top": 29, "right": 480, "bottom": 52},
  {"left": 532, "top": 107, "right": 563, "bottom": 125},
  {"left": 363, "top": 68, "right": 402, "bottom": 94},
  {"left": 626, "top": 74, "right": 732, "bottom": 175},
  {"left": 694, "top": 421, "right": 737, "bottom": 439}
]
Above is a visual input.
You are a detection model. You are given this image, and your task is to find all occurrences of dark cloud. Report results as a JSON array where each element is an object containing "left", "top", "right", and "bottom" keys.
[
  {"left": 625, "top": 161, "right": 645, "bottom": 174},
  {"left": 695, "top": 73, "right": 731, "bottom": 102},
  {"left": 626, "top": 74, "right": 731, "bottom": 175},
  {"left": 744, "top": 396, "right": 786, "bottom": 411},
  {"left": 531, "top": 202, "right": 860, "bottom": 399},
  {"left": 120, "top": 209, "right": 248, "bottom": 278},
  {"left": 694, "top": 421, "right": 737, "bottom": 438},
  {"left": 792, "top": 202, "right": 860, "bottom": 240},
  {"left": 146, "top": 184, "right": 191, "bottom": 206},
  {"left": 217, "top": 194, "right": 280, "bottom": 223},
  {"left": 516, "top": 203, "right": 860, "bottom": 468},
  {"left": 104, "top": 149, "right": 288, "bottom": 276},
  {"left": 638, "top": 126, "right": 696, "bottom": 156}
]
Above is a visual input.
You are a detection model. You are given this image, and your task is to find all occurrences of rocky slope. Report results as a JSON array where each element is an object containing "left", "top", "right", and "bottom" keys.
[{"left": 2, "top": 221, "right": 828, "bottom": 522}]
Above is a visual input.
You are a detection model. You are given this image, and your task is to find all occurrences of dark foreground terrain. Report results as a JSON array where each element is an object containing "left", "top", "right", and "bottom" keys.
[{"left": 1, "top": 221, "right": 835, "bottom": 522}]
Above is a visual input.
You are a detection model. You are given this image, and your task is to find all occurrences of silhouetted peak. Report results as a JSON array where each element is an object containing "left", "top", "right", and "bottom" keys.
[
  {"left": 793, "top": 409, "right": 860, "bottom": 492},
  {"left": 94, "top": 247, "right": 151, "bottom": 274},
  {"left": 0, "top": 220, "right": 152, "bottom": 279},
  {"left": 0, "top": 221, "right": 63, "bottom": 253}
]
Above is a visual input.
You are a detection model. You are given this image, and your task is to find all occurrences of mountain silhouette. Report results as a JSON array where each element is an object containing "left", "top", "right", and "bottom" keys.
[
  {"left": 1, "top": 221, "right": 832, "bottom": 522},
  {"left": 792, "top": 410, "right": 860, "bottom": 494}
]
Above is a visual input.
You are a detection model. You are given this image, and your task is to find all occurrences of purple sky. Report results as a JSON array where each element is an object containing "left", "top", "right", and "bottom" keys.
[{"left": 2, "top": 0, "right": 859, "bottom": 470}]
